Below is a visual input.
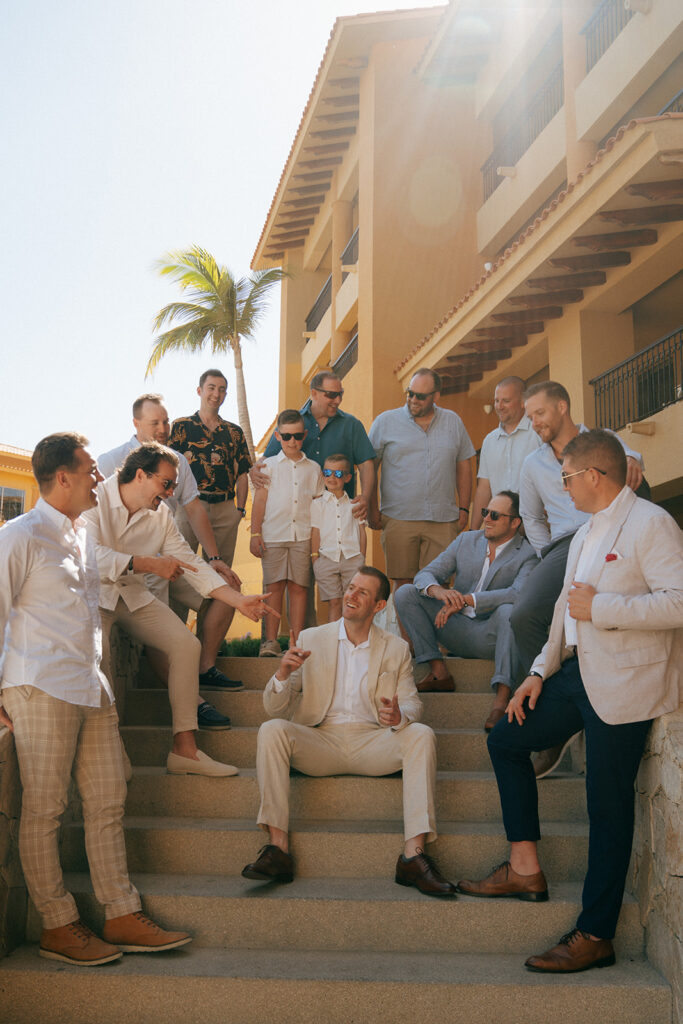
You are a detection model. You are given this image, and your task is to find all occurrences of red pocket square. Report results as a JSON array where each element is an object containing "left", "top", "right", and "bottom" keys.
[{"left": 605, "top": 553, "right": 617, "bottom": 562}]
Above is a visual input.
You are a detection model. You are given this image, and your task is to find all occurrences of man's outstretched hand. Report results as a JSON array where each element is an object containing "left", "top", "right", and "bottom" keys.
[{"left": 379, "top": 694, "right": 401, "bottom": 728}]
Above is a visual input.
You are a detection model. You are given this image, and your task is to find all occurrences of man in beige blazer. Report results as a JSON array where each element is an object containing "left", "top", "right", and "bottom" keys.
[
  {"left": 242, "top": 566, "right": 456, "bottom": 896},
  {"left": 458, "top": 429, "right": 683, "bottom": 973}
]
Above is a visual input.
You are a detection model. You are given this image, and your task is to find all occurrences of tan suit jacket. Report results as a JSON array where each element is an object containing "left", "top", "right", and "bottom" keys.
[
  {"left": 263, "top": 622, "right": 421, "bottom": 731},
  {"left": 530, "top": 489, "right": 683, "bottom": 725}
]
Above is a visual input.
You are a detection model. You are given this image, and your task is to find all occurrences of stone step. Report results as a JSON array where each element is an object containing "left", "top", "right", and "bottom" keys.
[
  {"left": 124, "top": 688, "right": 498, "bottom": 729},
  {"left": 124, "top": 767, "right": 588, "bottom": 822},
  {"left": 1, "top": 947, "right": 670, "bottom": 1024},
  {"left": 121, "top": 725, "right": 525, "bottom": 772},
  {"left": 61, "top": 817, "right": 589, "bottom": 882},
  {"left": 26, "top": 874, "right": 646, "bottom": 958}
]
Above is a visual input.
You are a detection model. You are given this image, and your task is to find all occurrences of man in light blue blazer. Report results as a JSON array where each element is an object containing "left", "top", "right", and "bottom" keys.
[{"left": 394, "top": 491, "right": 538, "bottom": 731}]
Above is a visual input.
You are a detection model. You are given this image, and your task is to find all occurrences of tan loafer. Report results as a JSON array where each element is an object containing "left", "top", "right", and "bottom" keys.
[{"left": 166, "top": 750, "right": 238, "bottom": 777}]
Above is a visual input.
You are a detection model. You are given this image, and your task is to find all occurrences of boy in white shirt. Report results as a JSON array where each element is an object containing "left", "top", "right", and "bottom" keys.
[
  {"left": 310, "top": 454, "right": 367, "bottom": 621},
  {"left": 251, "top": 410, "right": 323, "bottom": 656}
]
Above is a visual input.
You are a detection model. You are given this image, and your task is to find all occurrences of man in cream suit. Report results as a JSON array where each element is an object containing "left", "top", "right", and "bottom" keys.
[
  {"left": 457, "top": 430, "right": 683, "bottom": 973},
  {"left": 241, "top": 566, "right": 456, "bottom": 897}
]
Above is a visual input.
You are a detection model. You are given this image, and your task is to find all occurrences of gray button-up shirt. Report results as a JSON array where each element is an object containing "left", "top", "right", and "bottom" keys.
[
  {"left": 369, "top": 405, "right": 475, "bottom": 522},
  {"left": 477, "top": 415, "right": 541, "bottom": 493}
]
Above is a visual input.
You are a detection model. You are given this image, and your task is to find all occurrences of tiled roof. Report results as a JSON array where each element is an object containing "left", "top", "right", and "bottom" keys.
[{"left": 394, "top": 113, "right": 683, "bottom": 373}]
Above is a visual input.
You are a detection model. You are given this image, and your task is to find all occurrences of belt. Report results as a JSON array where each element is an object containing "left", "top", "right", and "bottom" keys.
[{"left": 199, "top": 493, "right": 232, "bottom": 505}]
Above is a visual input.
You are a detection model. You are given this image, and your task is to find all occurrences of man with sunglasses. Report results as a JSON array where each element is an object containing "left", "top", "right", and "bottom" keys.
[
  {"left": 458, "top": 429, "right": 682, "bottom": 974},
  {"left": 394, "top": 491, "right": 537, "bottom": 729},
  {"left": 368, "top": 368, "right": 475, "bottom": 596},
  {"left": 83, "top": 443, "right": 277, "bottom": 777}
]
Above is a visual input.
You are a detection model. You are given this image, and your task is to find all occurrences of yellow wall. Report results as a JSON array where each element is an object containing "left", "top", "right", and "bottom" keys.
[{"left": 0, "top": 447, "right": 37, "bottom": 525}]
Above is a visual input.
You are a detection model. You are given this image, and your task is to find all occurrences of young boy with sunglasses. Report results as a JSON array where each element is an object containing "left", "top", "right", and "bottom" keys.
[
  {"left": 310, "top": 454, "right": 367, "bottom": 621},
  {"left": 250, "top": 411, "right": 323, "bottom": 656}
]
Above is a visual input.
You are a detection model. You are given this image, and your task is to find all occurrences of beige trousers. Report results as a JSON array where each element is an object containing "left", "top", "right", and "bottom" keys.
[
  {"left": 256, "top": 720, "right": 437, "bottom": 843},
  {"left": 3, "top": 686, "right": 141, "bottom": 930},
  {"left": 101, "top": 597, "right": 200, "bottom": 734}
]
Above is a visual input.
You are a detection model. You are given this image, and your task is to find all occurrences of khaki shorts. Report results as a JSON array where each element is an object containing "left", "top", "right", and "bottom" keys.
[
  {"left": 381, "top": 516, "right": 458, "bottom": 580},
  {"left": 175, "top": 497, "right": 242, "bottom": 567},
  {"left": 313, "top": 552, "right": 365, "bottom": 600},
  {"left": 262, "top": 539, "right": 311, "bottom": 587}
]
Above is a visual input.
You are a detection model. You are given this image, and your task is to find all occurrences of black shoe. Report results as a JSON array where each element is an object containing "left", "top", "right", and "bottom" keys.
[
  {"left": 197, "top": 701, "right": 231, "bottom": 730},
  {"left": 242, "top": 844, "right": 294, "bottom": 884},
  {"left": 199, "top": 666, "right": 244, "bottom": 691}
]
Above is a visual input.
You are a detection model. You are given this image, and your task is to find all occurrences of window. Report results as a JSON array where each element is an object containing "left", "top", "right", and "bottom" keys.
[{"left": 0, "top": 487, "right": 25, "bottom": 522}]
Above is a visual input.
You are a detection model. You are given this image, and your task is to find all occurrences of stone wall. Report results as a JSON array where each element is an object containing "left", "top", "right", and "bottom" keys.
[{"left": 631, "top": 708, "right": 683, "bottom": 1024}]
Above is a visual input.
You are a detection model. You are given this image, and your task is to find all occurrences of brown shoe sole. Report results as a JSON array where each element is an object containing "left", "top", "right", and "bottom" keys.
[
  {"left": 525, "top": 952, "right": 615, "bottom": 973},
  {"left": 456, "top": 885, "right": 548, "bottom": 902},
  {"left": 395, "top": 875, "right": 457, "bottom": 898},
  {"left": 242, "top": 865, "right": 294, "bottom": 884}
]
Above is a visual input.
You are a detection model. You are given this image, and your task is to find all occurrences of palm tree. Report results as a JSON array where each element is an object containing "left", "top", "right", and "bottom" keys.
[{"left": 147, "top": 246, "right": 286, "bottom": 459}]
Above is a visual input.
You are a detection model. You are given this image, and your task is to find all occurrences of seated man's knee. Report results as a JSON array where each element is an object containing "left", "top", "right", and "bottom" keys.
[
  {"left": 490, "top": 603, "right": 512, "bottom": 625},
  {"left": 402, "top": 721, "right": 436, "bottom": 753},
  {"left": 257, "top": 718, "right": 290, "bottom": 747},
  {"left": 394, "top": 583, "right": 419, "bottom": 614}
]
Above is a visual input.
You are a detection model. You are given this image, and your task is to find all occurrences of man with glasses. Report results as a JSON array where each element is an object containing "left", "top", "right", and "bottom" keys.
[
  {"left": 83, "top": 443, "right": 277, "bottom": 776},
  {"left": 394, "top": 491, "right": 537, "bottom": 729},
  {"left": 458, "top": 429, "right": 682, "bottom": 974},
  {"left": 368, "top": 368, "right": 475, "bottom": 597}
]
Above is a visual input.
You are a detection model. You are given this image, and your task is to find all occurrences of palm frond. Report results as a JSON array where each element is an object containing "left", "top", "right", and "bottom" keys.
[
  {"left": 237, "top": 268, "right": 289, "bottom": 340},
  {"left": 154, "top": 246, "right": 226, "bottom": 298},
  {"left": 146, "top": 324, "right": 228, "bottom": 377},
  {"left": 152, "top": 301, "right": 218, "bottom": 333}
]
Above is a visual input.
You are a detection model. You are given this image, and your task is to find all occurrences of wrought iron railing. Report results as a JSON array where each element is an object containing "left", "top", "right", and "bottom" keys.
[
  {"left": 659, "top": 89, "right": 683, "bottom": 115},
  {"left": 481, "top": 62, "right": 564, "bottom": 201},
  {"left": 582, "top": 0, "right": 634, "bottom": 73},
  {"left": 332, "top": 333, "right": 358, "bottom": 380},
  {"left": 305, "top": 275, "right": 332, "bottom": 333},
  {"left": 590, "top": 326, "right": 683, "bottom": 431}
]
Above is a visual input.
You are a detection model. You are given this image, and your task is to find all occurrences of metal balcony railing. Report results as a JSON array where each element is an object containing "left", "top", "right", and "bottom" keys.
[
  {"left": 590, "top": 326, "right": 683, "bottom": 432},
  {"left": 481, "top": 62, "right": 564, "bottom": 201},
  {"left": 659, "top": 89, "right": 683, "bottom": 115},
  {"left": 332, "top": 333, "right": 358, "bottom": 380},
  {"left": 582, "top": 0, "right": 634, "bottom": 73},
  {"left": 341, "top": 226, "right": 359, "bottom": 267},
  {"left": 305, "top": 275, "right": 332, "bottom": 334}
]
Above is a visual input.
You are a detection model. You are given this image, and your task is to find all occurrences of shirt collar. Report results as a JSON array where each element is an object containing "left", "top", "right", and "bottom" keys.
[
  {"left": 490, "top": 536, "right": 515, "bottom": 559},
  {"left": 592, "top": 485, "right": 630, "bottom": 524},
  {"left": 35, "top": 496, "right": 79, "bottom": 537},
  {"left": 402, "top": 403, "right": 441, "bottom": 423},
  {"left": 274, "top": 449, "right": 309, "bottom": 465},
  {"left": 338, "top": 618, "right": 371, "bottom": 649},
  {"left": 495, "top": 415, "right": 532, "bottom": 437},
  {"left": 321, "top": 487, "right": 349, "bottom": 503}
]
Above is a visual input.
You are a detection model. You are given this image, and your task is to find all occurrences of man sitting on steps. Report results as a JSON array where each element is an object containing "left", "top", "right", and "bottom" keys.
[{"left": 241, "top": 566, "right": 456, "bottom": 897}]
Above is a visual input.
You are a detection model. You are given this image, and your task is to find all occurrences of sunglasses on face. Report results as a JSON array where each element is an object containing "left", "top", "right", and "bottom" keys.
[
  {"left": 315, "top": 389, "right": 344, "bottom": 400},
  {"left": 323, "top": 468, "right": 345, "bottom": 478},
  {"left": 148, "top": 472, "right": 177, "bottom": 493},
  {"left": 279, "top": 432, "right": 305, "bottom": 441},
  {"left": 481, "top": 508, "right": 515, "bottom": 521},
  {"left": 406, "top": 389, "right": 436, "bottom": 401}
]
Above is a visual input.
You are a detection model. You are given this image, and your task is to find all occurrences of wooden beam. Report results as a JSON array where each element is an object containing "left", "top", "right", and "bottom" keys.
[
  {"left": 549, "top": 251, "right": 631, "bottom": 271},
  {"left": 447, "top": 353, "right": 508, "bottom": 366},
  {"left": 271, "top": 231, "right": 310, "bottom": 243},
  {"left": 527, "top": 271, "right": 606, "bottom": 289},
  {"left": 572, "top": 229, "right": 658, "bottom": 251},
  {"left": 282, "top": 196, "right": 326, "bottom": 208},
  {"left": 288, "top": 183, "right": 331, "bottom": 195},
  {"left": 297, "top": 157, "right": 344, "bottom": 169},
  {"left": 291, "top": 170, "right": 334, "bottom": 181},
  {"left": 598, "top": 205, "right": 683, "bottom": 226},
  {"left": 309, "top": 127, "right": 356, "bottom": 140},
  {"left": 272, "top": 218, "right": 314, "bottom": 232},
  {"left": 328, "top": 77, "right": 360, "bottom": 89},
  {"left": 626, "top": 179, "right": 683, "bottom": 201},
  {"left": 492, "top": 307, "right": 563, "bottom": 323},
  {"left": 507, "top": 289, "right": 583, "bottom": 307},
  {"left": 303, "top": 143, "right": 350, "bottom": 156},
  {"left": 314, "top": 111, "right": 360, "bottom": 124},
  {"left": 441, "top": 381, "right": 478, "bottom": 394},
  {"left": 266, "top": 238, "right": 305, "bottom": 251},
  {"left": 474, "top": 323, "right": 544, "bottom": 338},
  {"left": 322, "top": 94, "right": 360, "bottom": 107},
  {"left": 263, "top": 252, "right": 284, "bottom": 261},
  {"left": 278, "top": 207, "right": 320, "bottom": 220},
  {"left": 461, "top": 336, "right": 529, "bottom": 351}
]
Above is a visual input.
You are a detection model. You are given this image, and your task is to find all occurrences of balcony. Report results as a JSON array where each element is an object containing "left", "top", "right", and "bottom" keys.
[
  {"left": 582, "top": 0, "right": 634, "bottom": 73},
  {"left": 659, "top": 88, "right": 683, "bottom": 115},
  {"left": 340, "top": 227, "right": 359, "bottom": 283},
  {"left": 305, "top": 275, "right": 332, "bottom": 333},
  {"left": 590, "top": 325, "right": 683, "bottom": 431},
  {"left": 481, "top": 62, "right": 564, "bottom": 202},
  {"left": 332, "top": 333, "right": 358, "bottom": 381}
]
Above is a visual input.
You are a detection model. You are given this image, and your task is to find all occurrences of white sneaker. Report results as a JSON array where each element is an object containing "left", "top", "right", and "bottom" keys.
[{"left": 166, "top": 750, "right": 238, "bottom": 777}]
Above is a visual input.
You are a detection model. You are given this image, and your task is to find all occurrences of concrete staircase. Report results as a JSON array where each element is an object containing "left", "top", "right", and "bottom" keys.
[{"left": 0, "top": 656, "right": 672, "bottom": 1024}]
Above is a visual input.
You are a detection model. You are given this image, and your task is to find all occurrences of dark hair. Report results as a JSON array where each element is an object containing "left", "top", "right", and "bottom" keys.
[
  {"left": 356, "top": 565, "right": 390, "bottom": 603},
  {"left": 32, "top": 433, "right": 89, "bottom": 490},
  {"left": 411, "top": 367, "right": 441, "bottom": 391},
  {"left": 277, "top": 409, "right": 305, "bottom": 430},
  {"left": 199, "top": 368, "right": 227, "bottom": 388},
  {"left": 310, "top": 369, "right": 341, "bottom": 391},
  {"left": 496, "top": 376, "right": 525, "bottom": 394},
  {"left": 523, "top": 380, "right": 571, "bottom": 409},
  {"left": 324, "top": 453, "right": 351, "bottom": 473},
  {"left": 562, "top": 429, "right": 627, "bottom": 486},
  {"left": 495, "top": 490, "right": 520, "bottom": 519},
  {"left": 118, "top": 442, "right": 179, "bottom": 485},
  {"left": 132, "top": 393, "right": 164, "bottom": 419}
]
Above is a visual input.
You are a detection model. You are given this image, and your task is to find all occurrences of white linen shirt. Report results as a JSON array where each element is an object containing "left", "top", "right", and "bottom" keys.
[
  {"left": 97, "top": 436, "right": 198, "bottom": 513},
  {"left": 0, "top": 498, "right": 113, "bottom": 707},
  {"left": 261, "top": 452, "right": 323, "bottom": 544},
  {"left": 477, "top": 416, "right": 541, "bottom": 493},
  {"left": 310, "top": 490, "right": 363, "bottom": 561},
  {"left": 82, "top": 475, "right": 224, "bottom": 612}
]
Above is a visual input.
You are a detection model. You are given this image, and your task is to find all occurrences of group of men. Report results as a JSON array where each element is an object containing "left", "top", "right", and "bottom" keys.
[{"left": 0, "top": 363, "right": 680, "bottom": 977}]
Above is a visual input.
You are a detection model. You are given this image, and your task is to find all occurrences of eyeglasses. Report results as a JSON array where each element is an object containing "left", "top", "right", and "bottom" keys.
[
  {"left": 279, "top": 432, "right": 305, "bottom": 441},
  {"left": 323, "top": 468, "right": 345, "bottom": 478},
  {"left": 561, "top": 467, "right": 607, "bottom": 487},
  {"left": 314, "top": 388, "right": 344, "bottom": 400},
  {"left": 406, "top": 389, "right": 436, "bottom": 401},
  {"left": 148, "top": 472, "right": 177, "bottom": 492},
  {"left": 481, "top": 508, "right": 516, "bottom": 521}
]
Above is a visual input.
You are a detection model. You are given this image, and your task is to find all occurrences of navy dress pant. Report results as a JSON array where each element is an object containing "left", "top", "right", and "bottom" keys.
[{"left": 509, "top": 534, "right": 573, "bottom": 676}]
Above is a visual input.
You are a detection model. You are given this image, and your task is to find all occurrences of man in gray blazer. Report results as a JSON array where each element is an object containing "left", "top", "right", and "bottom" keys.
[
  {"left": 394, "top": 491, "right": 538, "bottom": 731},
  {"left": 457, "top": 430, "right": 683, "bottom": 974}
]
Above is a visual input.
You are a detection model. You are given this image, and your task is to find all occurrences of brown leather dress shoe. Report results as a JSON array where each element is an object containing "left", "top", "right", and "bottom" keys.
[
  {"left": 456, "top": 860, "right": 548, "bottom": 901},
  {"left": 525, "top": 929, "right": 615, "bottom": 973},
  {"left": 242, "top": 844, "right": 294, "bottom": 883},
  {"left": 39, "top": 920, "right": 122, "bottom": 966},
  {"left": 416, "top": 672, "right": 455, "bottom": 693},
  {"left": 484, "top": 706, "right": 506, "bottom": 732},
  {"left": 395, "top": 851, "right": 457, "bottom": 897},
  {"left": 102, "top": 911, "right": 192, "bottom": 952}
]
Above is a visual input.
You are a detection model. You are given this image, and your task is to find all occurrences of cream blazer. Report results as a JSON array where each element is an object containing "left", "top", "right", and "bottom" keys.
[{"left": 530, "top": 489, "right": 683, "bottom": 725}]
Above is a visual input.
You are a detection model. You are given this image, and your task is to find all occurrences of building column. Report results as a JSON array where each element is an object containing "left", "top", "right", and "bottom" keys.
[
  {"left": 331, "top": 199, "right": 353, "bottom": 364},
  {"left": 562, "top": 0, "right": 598, "bottom": 180}
]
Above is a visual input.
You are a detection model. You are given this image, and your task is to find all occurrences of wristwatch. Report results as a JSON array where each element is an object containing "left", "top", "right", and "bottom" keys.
[
  {"left": 529, "top": 671, "right": 543, "bottom": 680},
  {"left": 237, "top": 506, "right": 246, "bottom": 518}
]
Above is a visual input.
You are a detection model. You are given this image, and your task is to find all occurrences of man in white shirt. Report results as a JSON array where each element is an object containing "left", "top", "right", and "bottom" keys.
[
  {"left": 394, "top": 492, "right": 538, "bottom": 730},
  {"left": 470, "top": 377, "right": 541, "bottom": 530},
  {"left": 241, "top": 567, "right": 456, "bottom": 897},
  {"left": 99, "top": 393, "right": 243, "bottom": 700},
  {"left": 0, "top": 433, "right": 191, "bottom": 965},
  {"left": 457, "top": 430, "right": 682, "bottom": 974},
  {"left": 83, "top": 442, "right": 276, "bottom": 777}
]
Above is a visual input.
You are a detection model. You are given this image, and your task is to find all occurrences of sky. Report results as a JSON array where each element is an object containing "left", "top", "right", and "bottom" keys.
[{"left": 1, "top": 0, "right": 439, "bottom": 458}]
